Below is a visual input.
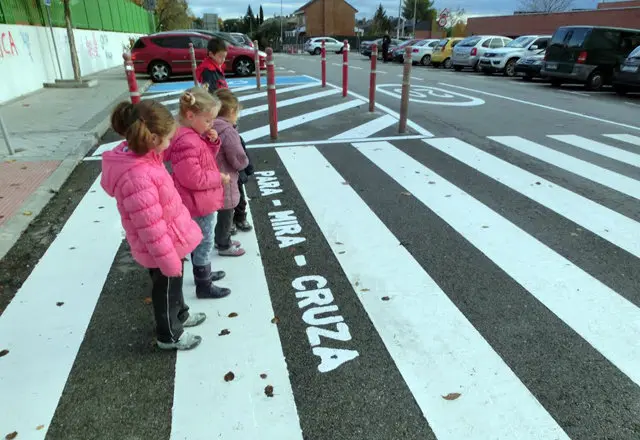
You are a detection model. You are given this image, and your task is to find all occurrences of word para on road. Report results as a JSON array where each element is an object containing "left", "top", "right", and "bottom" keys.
[{"left": 377, "top": 84, "right": 485, "bottom": 107}]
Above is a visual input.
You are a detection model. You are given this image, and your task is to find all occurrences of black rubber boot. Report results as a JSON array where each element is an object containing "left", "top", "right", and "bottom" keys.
[
  {"left": 191, "top": 254, "right": 225, "bottom": 281},
  {"left": 193, "top": 264, "right": 231, "bottom": 299}
]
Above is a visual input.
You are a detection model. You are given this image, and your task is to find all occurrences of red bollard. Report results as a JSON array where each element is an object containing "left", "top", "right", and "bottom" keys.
[
  {"left": 369, "top": 44, "right": 378, "bottom": 112},
  {"left": 123, "top": 52, "right": 140, "bottom": 104},
  {"left": 399, "top": 46, "right": 412, "bottom": 133},
  {"left": 266, "top": 48, "right": 278, "bottom": 140},
  {"left": 321, "top": 40, "right": 326, "bottom": 88},
  {"left": 254, "top": 40, "right": 261, "bottom": 90},
  {"left": 188, "top": 43, "right": 198, "bottom": 87},
  {"left": 342, "top": 40, "right": 348, "bottom": 97}
]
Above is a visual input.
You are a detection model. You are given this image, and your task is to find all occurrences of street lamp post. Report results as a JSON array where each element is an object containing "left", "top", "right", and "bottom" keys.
[{"left": 280, "top": 0, "right": 284, "bottom": 50}]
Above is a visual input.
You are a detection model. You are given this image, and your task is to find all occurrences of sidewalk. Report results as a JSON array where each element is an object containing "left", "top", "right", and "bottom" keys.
[{"left": 0, "top": 67, "right": 149, "bottom": 260}]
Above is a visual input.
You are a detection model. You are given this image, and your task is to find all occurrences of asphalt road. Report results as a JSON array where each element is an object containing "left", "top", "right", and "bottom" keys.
[{"left": 2, "top": 57, "right": 640, "bottom": 440}]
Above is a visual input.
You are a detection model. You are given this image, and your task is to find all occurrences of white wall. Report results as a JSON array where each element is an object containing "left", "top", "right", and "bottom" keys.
[{"left": 0, "top": 24, "right": 143, "bottom": 104}]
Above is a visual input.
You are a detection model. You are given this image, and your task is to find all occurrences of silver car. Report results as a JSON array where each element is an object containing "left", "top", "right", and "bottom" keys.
[{"left": 452, "top": 35, "right": 513, "bottom": 71}]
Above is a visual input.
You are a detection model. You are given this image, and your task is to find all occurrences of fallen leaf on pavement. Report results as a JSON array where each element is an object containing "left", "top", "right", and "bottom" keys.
[
  {"left": 218, "top": 329, "right": 230, "bottom": 336},
  {"left": 0, "top": 349, "right": 9, "bottom": 357},
  {"left": 400, "top": 191, "right": 411, "bottom": 196},
  {"left": 338, "top": 251, "right": 346, "bottom": 254},
  {"left": 360, "top": 288, "right": 370, "bottom": 292},
  {"left": 335, "top": 241, "right": 343, "bottom": 245},
  {"left": 5, "top": 432, "right": 18, "bottom": 439},
  {"left": 36, "top": 425, "right": 45, "bottom": 430},
  {"left": 442, "top": 392, "right": 461, "bottom": 401},
  {"left": 21, "top": 166, "right": 27, "bottom": 170},
  {"left": 56, "top": 302, "right": 64, "bottom": 307},
  {"left": 228, "top": 312, "right": 238, "bottom": 318},
  {"left": 143, "top": 297, "right": 152, "bottom": 305},
  {"left": 264, "top": 385, "right": 274, "bottom": 397},
  {"left": 260, "top": 373, "right": 267, "bottom": 379},
  {"left": 428, "top": 181, "right": 435, "bottom": 184},
  {"left": 381, "top": 296, "right": 390, "bottom": 301},
  {"left": 224, "top": 371, "right": 235, "bottom": 382},
  {"left": 22, "top": 211, "right": 33, "bottom": 216},
  {"left": 271, "top": 316, "right": 280, "bottom": 324}
]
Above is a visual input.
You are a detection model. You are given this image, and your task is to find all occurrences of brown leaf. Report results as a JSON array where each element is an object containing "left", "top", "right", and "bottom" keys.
[
  {"left": 0, "top": 349, "right": 9, "bottom": 357},
  {"left": 341, "top": 181, "right": 349, "bottom": 185},
  {"left": 224, "top": 371, "right": 235, "bottom": 382},
  {"left": 143, "top": 297, "right": 152, "bottom": 305},
  {"left": 335, "top": 241, "right": 343, "bottom": 245},
  {"left": 360, "top": 288, "right": 370, "bottom": 292},
  {"left": 381, "top": 296, "right": 390, "bottom": 301},
  {"left": 260, "top": 373, "right": 267, "bottom": 379},
  {"left": 5, "top": 432, "right": 18, "bottom": 440},
  {"left": 442, "top": 392, "right": 461, "bottom": 401},
  {"left": 56, "top": 302, "right": 64, "bottom": 307},
  {"left": 400, "top": 191, "right": 411, "bottom": 196},
  {"left": 22, "top": 211, "right": 33, "bottom": 216},
  {"left": 271, "top": 316, "right": 280, "bottom": 324},
  {"left": 264, "top": 385, "right": 274, "bottom": 397},
  {"left": 228, "top": 312, "right": 238, "bottom": 318},
  {"left": 218, "top": 329, "right": 230, "bottom": 336},
  {"left": 428, "top": 181, "right": 435, "bottom": 184},
  {"left": 21, "top": 166, "right": 27, "bottom": 170},
  {"left": 36, "top": 425, "right": 45, "bottom": 430}
]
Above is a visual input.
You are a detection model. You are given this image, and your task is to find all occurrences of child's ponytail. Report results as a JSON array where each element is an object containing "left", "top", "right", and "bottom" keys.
[{"left": 110, "top": 100, "right": 175, "bottom": 154}]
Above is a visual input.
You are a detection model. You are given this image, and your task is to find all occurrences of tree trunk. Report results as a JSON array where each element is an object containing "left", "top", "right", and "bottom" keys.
[{"left": 63, "top": 0, "right": 81, "bottom": 81}]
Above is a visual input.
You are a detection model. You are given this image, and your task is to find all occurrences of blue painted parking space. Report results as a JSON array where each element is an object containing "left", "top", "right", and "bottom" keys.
[{"left": 145, "top": 75, "right": 318, "bottom": 93}]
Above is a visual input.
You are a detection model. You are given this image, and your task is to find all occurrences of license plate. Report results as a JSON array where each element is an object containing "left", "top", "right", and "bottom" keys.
[
  {"left": 621, "top": 65, "right": 638, "bottom": 72},
  {"left": 546, "top": 62, "right": 558, "bottom": 70}
]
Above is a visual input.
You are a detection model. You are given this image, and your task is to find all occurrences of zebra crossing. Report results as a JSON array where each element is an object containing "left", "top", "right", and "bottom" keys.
[{"left": 1, "top": 76, "right": 640, "bottom": 439}]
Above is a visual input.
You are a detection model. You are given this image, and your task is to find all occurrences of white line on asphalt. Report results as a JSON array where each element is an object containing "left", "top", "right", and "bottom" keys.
[
  {"left": 278, "top": 145, "right": 570, "bottom": 440},
  {"left": 332, "top": 63, "right": 342, "bottom": 67},
  {"left": 424, "top": 137, "right": 640, "bottom": 258},
  {"left": 241, "top": 89, "right": 340, "bottom": 117},
  {"left": 411, "top": 76, "right": 424, "bottom": 81},
  {"left": 294, "top": 255, "right": 307, "bottom": 266},
  {"left": 91, "top": 140, "right": 121, "bottom": 157},
  {"left": 350, "top": 66, "right": 364, "bottom": 70},
  {"left": 172, "top": 207, "right": 304, "bottom": 440},
  {"left": 558, "top": 89, "right": 591, "bottom": 97},
  {"left": 603, "top": 134, "right": 640, "bottom": 146},
  {"left": 142, "top": 90, "right": 185, "bottom": 100},
  {"left": 242, "top": 99, "right": 365, "bottom": 142},
  {"left": 247, "top": 134, "right": 431, "bottom": 149},
  {"left": 490, "top": 136, "right": 640, "bottom": 201},
  {"left": 438, "top": 82, "right": 640, "bottom": 132},
  {"left": 0, "top": 176, "right": 124, "bottom": 437},
  {"left": 549, "top": 134, "right": 640, "bottom": 168},
  {"left": 238, "top": 82, "right": 320, "bottom": 102},
  {"left": 625, "top": 101, "right": 640, "bottom": 107},
  {"left": 330, "top": 114, "right": 397, "bottom": 139},
  {"left": 358, "top": 140, "right": 640, "bottom": 388}
]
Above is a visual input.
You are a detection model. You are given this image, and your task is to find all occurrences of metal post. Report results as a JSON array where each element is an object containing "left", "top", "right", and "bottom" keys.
[
  {"left": 369, "top": 44, "right": 377, "bottom": 112},
  {"left": 45, "top": 4, "right": 63, "bottom": 79},
  {"left": 399, "top": 46, "right": 412, "bottom": 133},
  {"left": 123, "top": 52, "right": 140, "bottom": 104},
  {"left": 0, "top": 116, "right": 15, "bottom": 155},
  {"left": 188, "top": 43, "right": 198, "bottom": 87},
  {"left": 266, "top": 48, "right": 278, "bottom": 140},
  {"left": 321, "top": 40, "right": 326, "bottom": 88},
  {"left": 254, "top": 40, "right": 261, "bottom": 90},
  {"left": 342, "top": 39, "right": 348, "bottom": 98}
]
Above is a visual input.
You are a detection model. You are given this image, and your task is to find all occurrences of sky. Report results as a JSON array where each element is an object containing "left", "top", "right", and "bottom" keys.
[{"left": 189, "top": 0, "right": 602, "bottom": 20}]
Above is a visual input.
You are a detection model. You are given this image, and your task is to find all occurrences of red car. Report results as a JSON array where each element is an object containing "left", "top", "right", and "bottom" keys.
[{"left": 131, "top": 31, "right": 266, "bottom": 82}]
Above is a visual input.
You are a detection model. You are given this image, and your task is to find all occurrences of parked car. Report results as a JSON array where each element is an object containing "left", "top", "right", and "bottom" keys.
[
  {"left": 131, "top": 31, "right": 266, "bottom": 82},
  {"left": 478, "top": 35, "right": 551, "bottom": 77},
  {"left": 430, "top": 37, "right": 463, "bottom": 68},
  {"left": 305, "top": 37, "right": 349, "bottom": 55},
  {"left": 391, "top": 39, "right": 420, "bottom": 62},
  {"left": 452, "top": 35, "right": 513, "bottom": 71},
  {"left": 612, "top": 44, "right": 640, "bottom": 94},
  {"left": 515, "top": 49, "right": 548, "bottom": 80},
  {"left": 230, "top": 32, "right": 253, "bottom": 48},
  {"left": 360, "top": 38, "right": 402, "bottom": 59},
  {"left": 410, "top": 39, "right": 440, "bottom": 66},
  {"left": 541, "top": 25, "right": 640, "bottom": 90}
]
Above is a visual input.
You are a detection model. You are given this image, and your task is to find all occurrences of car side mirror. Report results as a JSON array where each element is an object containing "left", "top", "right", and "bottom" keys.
[{"left": 529, "top": 45, "right": 538, "bottom": 50}]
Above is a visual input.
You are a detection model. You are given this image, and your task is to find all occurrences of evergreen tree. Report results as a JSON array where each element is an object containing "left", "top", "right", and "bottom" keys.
[
  {"left": 245, "top": 5, "right": 256, "bottom": 33},
  {"left": 402, "top": 0, "right": 436, "bottom": 23},
  {"left": 371, "top": 4, "right": 391, "bottom": 35},
  {"left": 259, "top": 5, "right": 265, "bottom": 25}
]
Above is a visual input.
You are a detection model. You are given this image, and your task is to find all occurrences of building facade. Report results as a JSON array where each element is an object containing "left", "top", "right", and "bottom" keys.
[{"left": 294, "top": 0, "right": 358, "bottom": 37}]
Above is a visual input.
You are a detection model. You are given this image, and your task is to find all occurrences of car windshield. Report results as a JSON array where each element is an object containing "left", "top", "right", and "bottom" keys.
[
  {"left": 459, "top": 37, "right": 481, "bottom": 47},
  {"left": 506, "top": 36, "right": 535, "bottom": 48},
  {"left": 437, "top": 39, "right": 448, "bottom": 48},
  {"left": 629, "top": 45, "right": 640, "bottom": 58}
]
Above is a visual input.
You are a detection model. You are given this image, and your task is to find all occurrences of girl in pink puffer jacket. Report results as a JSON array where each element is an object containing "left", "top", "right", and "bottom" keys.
[{"left": 101, "top": 100, "right": 205, "bottom": 351}]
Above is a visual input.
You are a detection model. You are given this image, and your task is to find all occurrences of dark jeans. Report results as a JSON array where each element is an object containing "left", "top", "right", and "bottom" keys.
[
  {"left": 233, "top": 180, "right": 247, "bottom": 223},
  {"left": 148, "top": 260, "right": 189, "bottom": 344},
  {"left": 214, "top": 208, "right": 234, "bottom": 250}
]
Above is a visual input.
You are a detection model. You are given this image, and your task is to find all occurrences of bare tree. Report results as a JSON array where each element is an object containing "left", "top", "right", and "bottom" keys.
[
  {"left": 519, "top": 0, "right": 573, "bottom": 12},
  {"left": 62, "top": 0, "right": 81, "bottom": 81}
]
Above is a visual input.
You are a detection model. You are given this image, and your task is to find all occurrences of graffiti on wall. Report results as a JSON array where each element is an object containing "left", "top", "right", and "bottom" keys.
[
  {"left": 99, "top": 33, "right": 112, "bottom": 60},
  {"left": 0, "top": 30, "right": 19, "bottom": 59},
  {"left": 20, "top": 31, "right": 33, "bottom": 61},
  {"left": 85, "top": 33, "right": 99, "bottom": 58}
]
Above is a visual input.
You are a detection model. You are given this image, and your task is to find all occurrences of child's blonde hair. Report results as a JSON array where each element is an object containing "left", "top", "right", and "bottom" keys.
[
  {"left": 110, "top": 100, "right": 175, "bottom": 155},
  {"left": 179, "top": 87, "right": 221, "bottom": 117},
  {"left": 214, "top": 88, "right": 242, "bottom": 118}
]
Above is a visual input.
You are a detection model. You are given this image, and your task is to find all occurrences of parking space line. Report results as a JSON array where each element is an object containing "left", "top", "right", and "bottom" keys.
[{"left": 558, "top": 90, "right": 591, "bottom": 97}]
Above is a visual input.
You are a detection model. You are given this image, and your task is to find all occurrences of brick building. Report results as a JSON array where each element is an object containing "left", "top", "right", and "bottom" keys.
[
  {"left": 294, "top": 0, "right": 358, "bottom": 37},
  {"left": 467, "top": 0, "right": 640, "bottom": 37}
]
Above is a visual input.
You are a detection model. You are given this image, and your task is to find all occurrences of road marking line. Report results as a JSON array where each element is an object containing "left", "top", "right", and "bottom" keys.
[
  {"left": 91, "top": 140, "right": 121, "bottom": 157},
  {"left": 549, "top": 134, "right": 640, "bottom": 168},
  {"left": 438, "top": 82, "right": 640, "bottom": 132},
  {"left": 490, "top": 136, "right": 640, "bottom": 201},
  {"left": 241, "top": 89, "right": 340, "bottom": 117},
  {"left": 425, "top": 137, "right": 640, "bottom": 258},
  {"left": 625, "top": 101, "right": 640, "bottom": 107},
  {"left": 330, "top": 114, "right": 397, "bottom": 139},
  {"left": 173, "top": 206, "right": 304, "bottom": 440},
  {"left": 242, "top": 99, "right": 365, "bottom": 142},
  {"left": 278, "top": 145, "right": 570, "bottom": 440},
  {"left": 558, "top": 90, "right": 591, "bottom": 97},
  {"left": 0, "top": 176, "right": 124, "bottom": 437},
  {"left": 357, "top": 140, "right": 640, "bottom": 388},
  {"left": 294, "top": 255, "right": 307, "bottom": 266},
  {"left": 142, "top": 90, "right": 185, "bottom": 100},
  {"left": 603, "top": 134, "right": 640, "bottom": 146},
  {"left": 247, "top": 135, "right": 431, "bottom": 149}
]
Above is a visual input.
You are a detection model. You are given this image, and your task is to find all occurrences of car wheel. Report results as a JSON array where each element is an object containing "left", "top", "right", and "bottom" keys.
[
  {"left": 149, "top": 61, "right": 170, "bottom": 82},
  {"left": 585, "top": 70, "right": 604, "bottom": 91},
  {"left": 473, "top": 61, "right": 481, "bottom": 72},
  {"left": 234, "top": 57, "right": 254, "bottom": 77},
  {"left": 421, "top": 54, "right": 431, "bottom": 66},
  {"left": 504, "top": 58, "right": 517, "bottom": 77},
  {"left": 443, "top": 58, "right": 452, "bottom": 69},
  {"left": 314, "top": 47, "right": 321, "bottom": 55},
  {"left": 453, "top": 65, "right": 463, "bottom": 72}
]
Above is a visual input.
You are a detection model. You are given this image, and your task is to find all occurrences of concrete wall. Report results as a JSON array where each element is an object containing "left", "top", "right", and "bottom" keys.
[{"left": 0, "top": 24, "right": 143, "bottom": 104}]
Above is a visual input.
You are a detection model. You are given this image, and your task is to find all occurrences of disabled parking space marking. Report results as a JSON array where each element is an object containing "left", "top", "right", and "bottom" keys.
[{"left": 376, "top": 84, "right": 485, "bottom": 107}]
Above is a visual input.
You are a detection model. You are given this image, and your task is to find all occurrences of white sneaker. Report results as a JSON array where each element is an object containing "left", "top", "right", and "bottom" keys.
[
  {"left": 157, "top": 332, "right": 202, "bottom": 350},
  {"left": 183, "top": 312, "right": 206, "bottom": 327}
]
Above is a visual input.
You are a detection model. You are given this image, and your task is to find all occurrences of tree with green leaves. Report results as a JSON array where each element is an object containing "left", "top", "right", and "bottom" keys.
[
  {"left": 156, "top": 0, "right": 192, "bottom": 31},
  {"left": 259, "top": 5, "right": 265, "bottom": 25},
  {"left": 245, "top": 5, "right": 256, "bottom": 33},
  {"left": 402, "top": 0, "right": 437, "bottom": 22},
  {"left": 371, "top": 4, "right": 391, "bottom": 35}
]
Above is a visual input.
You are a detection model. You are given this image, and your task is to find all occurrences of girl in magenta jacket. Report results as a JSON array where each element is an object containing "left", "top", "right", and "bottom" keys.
[
  {"left": 212, "top": 89, "right": 249, "bottom": 257},
  {"left": 101, "top": 100, "right": 205, "bottom": 351},
  {"left": 164, "top": 88, "right": 232, "bottom": 299}
]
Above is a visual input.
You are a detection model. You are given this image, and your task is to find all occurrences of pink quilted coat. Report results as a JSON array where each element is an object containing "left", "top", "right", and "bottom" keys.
[
  {"left": 101, "top": 142, "right": 203, "bottom": 277},
  {"left": 164, "top": 126, "right": 224, "bottom": 217},
  {"left": 213, "top": 118, "right": 249, "bottom": 210}
]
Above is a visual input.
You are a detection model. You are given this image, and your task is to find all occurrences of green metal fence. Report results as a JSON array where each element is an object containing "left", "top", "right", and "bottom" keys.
[{"left": 0, "top": 0, "right": 155, "bottom": 34}]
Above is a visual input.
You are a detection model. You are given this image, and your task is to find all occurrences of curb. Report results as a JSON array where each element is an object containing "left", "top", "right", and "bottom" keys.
[{"left": 0, "top": 79, "right": 152, "bottom": 261}]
